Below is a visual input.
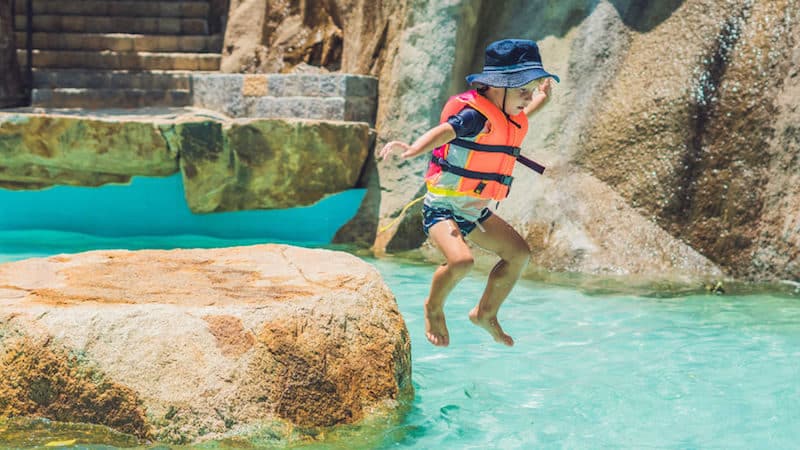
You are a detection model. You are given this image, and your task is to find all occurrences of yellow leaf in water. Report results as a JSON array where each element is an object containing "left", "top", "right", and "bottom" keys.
[{"left": 45, "top": 439, "right": 77, "bottom": 447}]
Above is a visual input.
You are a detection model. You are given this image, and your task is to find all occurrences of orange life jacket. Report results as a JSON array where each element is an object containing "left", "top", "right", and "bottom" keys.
[{"left": 425, "top": 90, "right": 537, "bottom": 201}]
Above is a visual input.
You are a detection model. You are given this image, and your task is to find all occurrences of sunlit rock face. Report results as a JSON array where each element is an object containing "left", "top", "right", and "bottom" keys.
[
  {"left": 375, "top": 0, "right": 798, "bottom": 282},
  {"left": 0, "top": 245, "right": 412, "bottom": 444},
  {"left": 576, "top": 0, "right": 799, "bottom": 280},
  {"left": 221, "top": 0, "right": 406, "bottom": 76}
]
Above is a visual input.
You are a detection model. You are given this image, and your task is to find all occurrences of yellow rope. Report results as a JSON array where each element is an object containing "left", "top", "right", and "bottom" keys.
[{"left": 378, "top": 195, "right": 425, "bottom": 233}]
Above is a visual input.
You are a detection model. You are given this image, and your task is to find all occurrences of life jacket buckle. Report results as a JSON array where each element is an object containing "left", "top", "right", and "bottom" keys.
[{"left": 500, "top": 175, "right": 513, "bottom": 186}]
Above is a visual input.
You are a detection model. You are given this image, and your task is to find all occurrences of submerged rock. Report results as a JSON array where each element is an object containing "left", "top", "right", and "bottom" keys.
[{"left": 0, "top": 245, "right": 412, "bottom": 444}]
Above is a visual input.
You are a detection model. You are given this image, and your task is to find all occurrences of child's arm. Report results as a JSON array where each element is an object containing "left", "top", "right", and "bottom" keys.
[
  {"left": 524, "top": 78, "right": 554, "bottom": 117},
  {"left": 378, "top": 123, "right": 456, "bottom": 160}
]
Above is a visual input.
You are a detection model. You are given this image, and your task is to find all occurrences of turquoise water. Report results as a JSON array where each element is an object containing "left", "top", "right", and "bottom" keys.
[
  {"left": 375, "top": 260, "right": 800, "bottom": 449},
  {"left": 2, "top": 232, "right": 799, "bottom": 449},
  {"left": 0, "top": 175, "right": 365, "bottom": 242}
]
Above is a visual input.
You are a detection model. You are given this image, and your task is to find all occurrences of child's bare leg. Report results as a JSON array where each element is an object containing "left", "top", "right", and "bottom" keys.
[
  {"left": 425, "top": 220, "right": 475, "bottom": 346},
  {"left": 467, "top": 214, "right": 531, "bottom": 346}
]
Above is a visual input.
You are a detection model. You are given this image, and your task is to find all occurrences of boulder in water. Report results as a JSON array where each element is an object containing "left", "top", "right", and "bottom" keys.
[{"left": 0, "top": 244, "right": 412, "bottom": 444}]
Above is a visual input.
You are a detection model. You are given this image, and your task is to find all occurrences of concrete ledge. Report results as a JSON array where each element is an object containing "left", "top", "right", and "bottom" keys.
[
  {"left": 191, "top": 73, "right": 378, "bottom": 125},
  {"left": 19, "top": 72, "right": 377, "bottom": 124}
]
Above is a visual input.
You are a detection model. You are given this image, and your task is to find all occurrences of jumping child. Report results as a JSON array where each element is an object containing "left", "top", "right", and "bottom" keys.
[{"left": 379, "top": 39, "right": 559, "bottom": 347}]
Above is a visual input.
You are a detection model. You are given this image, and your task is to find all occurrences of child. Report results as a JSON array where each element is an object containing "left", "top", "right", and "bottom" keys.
[{"left": 379, "top": 39, "right": 559, "bottom": 347}]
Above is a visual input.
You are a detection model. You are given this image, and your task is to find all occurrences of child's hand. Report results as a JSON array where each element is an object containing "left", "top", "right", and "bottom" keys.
[
  {"left": 378, "top": 141, "right": 412, "bottom": 160},
  {"left": 538, "top": 78, "right": 553, "bottom": 97}
]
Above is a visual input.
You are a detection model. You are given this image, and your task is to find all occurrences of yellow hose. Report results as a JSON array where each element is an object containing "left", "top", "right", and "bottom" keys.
[{"left": 378, "top": 195, "right": 425, "bottom": 233}]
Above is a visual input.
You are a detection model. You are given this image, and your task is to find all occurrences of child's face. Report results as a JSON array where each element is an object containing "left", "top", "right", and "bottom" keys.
[{"left": 490, "top": 80, "right": 541, "bottom": 115}]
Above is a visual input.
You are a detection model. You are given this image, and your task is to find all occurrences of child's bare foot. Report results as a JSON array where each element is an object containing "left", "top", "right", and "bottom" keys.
[
  {"left": 469, "top": 307, "right": 514, "bottom": 346},
  {"left": 424, "top": 301, "right": 449, "bottom": 346}
]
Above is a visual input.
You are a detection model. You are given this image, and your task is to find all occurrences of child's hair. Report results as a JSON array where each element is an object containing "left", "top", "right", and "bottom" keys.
[{"left": 476, "top": 85, "right": 489, "bottom": 94}]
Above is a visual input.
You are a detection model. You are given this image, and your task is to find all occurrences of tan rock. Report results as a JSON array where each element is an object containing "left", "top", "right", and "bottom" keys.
[
  {"left": 0, "top": 245, "right": 412, "bottom": 444},
  {"left": 242, "top": 74, "right": 268, "bottom": 96},
  {"left": 220, "top": 0, "right": 269, "bottom": 73},
  {"left": 576, "top": 0, "right": 799, "bottom": 280},
  {"left": 221, "top": 0, "right": 408, "bottom": 76}
]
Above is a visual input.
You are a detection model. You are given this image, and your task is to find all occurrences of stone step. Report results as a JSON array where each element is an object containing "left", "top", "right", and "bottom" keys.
[
  {"left": 18, "top": 49, "right": 221, "bottom": 71},
  {"left": 16, "top": 32, "right": 222, "bottom": 53},
  {"left": 13, "top": 0, "right": 209, "bottom": 18},
  {"left": 33, "top": 69, "right": 193, "bottom": 90},
  {"left": 31, "top": 88, "right": 192, "bottom": 109},
  {"left": 14, "top": 15, "right": 208, "bottom": 35},
  {"left": 191, "top": 74, "right": 379, "bottom": 125}
]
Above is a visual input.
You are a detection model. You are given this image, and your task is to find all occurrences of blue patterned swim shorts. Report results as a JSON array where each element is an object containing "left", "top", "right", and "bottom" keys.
[{"left": 422, "top": 204, "right": 492, "bottom": 237}]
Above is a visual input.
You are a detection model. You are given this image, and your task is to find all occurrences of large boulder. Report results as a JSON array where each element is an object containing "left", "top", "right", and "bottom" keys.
[
  {"left": 375, "top": 0, "right": 799, "bottom": 283},
  {"left": 575, "top": 0, "right": 800, "bottom": 280},
  {"left": 0, "top": 245, "right": 412, "bottom": 444}
]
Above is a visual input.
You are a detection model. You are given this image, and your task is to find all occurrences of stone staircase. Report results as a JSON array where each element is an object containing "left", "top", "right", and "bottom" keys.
[{"left": 13, "top": 0, "right": 222, "bottom": 109}]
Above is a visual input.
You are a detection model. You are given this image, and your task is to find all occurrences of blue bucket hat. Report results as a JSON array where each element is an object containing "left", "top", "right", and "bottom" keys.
[{"left": 466, "top": 39, "right": 560, "bottom": 88}]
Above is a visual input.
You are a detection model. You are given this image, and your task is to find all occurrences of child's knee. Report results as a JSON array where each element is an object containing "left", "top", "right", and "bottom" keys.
[
  {"left": 448, "top": 256, "right": 475, "bottom": 278},
  {"left": 508, "top": 243, "right": 531, "bottom": 267}
]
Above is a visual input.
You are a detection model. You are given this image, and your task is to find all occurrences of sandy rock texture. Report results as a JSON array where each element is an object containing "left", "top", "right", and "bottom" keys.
[
  {"left": 0, "top": 245, "right": 412, "bottom": 444},
  {"left": 575, "top": 0, "right": 799, "bottom": 280},
  {"left": 221, "top": 0, "right": 406, "bottom": 76}
]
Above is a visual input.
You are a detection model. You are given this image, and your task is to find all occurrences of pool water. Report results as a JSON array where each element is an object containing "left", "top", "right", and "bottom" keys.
[
  {"left": 1, "top": 234, "right": 800, "bottom": 449},
  {"left": 374, "top": 259, "right": 800, "bottom": 449},
  {"left": 0, "top": 175, "right": 366, "bottom": 242}
]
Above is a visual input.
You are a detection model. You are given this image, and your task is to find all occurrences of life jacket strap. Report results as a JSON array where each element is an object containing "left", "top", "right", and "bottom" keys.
[
  {"left": 432, "top": 156, "right": 514, "bottom": 186},
  {"left": 448, "top": 139, "right": 545, "bottom": 174},
  {"left": 518, "top": 155, "right": 546, "bottom": 174},
  {"left": 450, "top": 138, "right": 521, "bottom": 157}
]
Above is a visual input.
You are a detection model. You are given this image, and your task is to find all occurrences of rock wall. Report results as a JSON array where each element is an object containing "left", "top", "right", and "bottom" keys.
[
  {"left": 574, "top": 0, "right": 799, "bottom": 281},
  {"left": 370, "top": 0, "right": 798, "bottom": 283},
  {"left": 3, "top": 0, "right": 796, "bottom": 281},
  {"left": 0, "top": 0, "right": 25, "bottom": 108},
  {"left": 221, "top": 0, "right": 407, "bottom": 77}
]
